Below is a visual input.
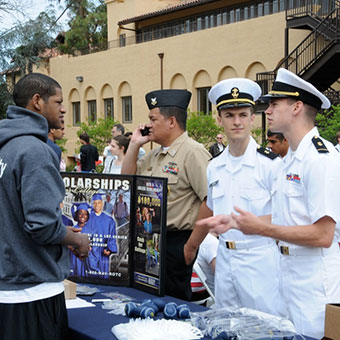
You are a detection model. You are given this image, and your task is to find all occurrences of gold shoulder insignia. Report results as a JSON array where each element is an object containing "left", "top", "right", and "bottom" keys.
[
  {"left": 312, "top": 136, "right": 329, "bottom": 153},
  {"left": 257, "top": 146, "right": 279, "bottom": 160}
]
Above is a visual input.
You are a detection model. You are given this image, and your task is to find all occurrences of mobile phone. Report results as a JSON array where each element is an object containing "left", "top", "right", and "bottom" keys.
[{"left": 140, "top": 126, "right": 150, "bottom": 136}]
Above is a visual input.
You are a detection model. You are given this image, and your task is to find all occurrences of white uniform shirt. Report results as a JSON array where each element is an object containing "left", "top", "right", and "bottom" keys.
[
  {"left": 207, "top": 136, "right": 281, "bottom": 242},
  {"left": 272, "top": 127, "right": 340, "bottom": 338},
  {"left": 207, "top": 137, "right": 285, "bottom": 315},
  {"left": 272, "top": 127, "right": 340, "bottom": 244}
]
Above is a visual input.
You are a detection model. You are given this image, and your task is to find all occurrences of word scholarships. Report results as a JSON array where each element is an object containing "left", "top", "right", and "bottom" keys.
[{"left": 63, "top": 176, "right": 130, "bottom": 191}]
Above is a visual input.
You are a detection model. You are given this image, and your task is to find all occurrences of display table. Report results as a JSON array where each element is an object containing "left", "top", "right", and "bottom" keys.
[
  {"left": 67, "top": 284, "right": 317, "bottom": 340},
  {"left": 67, "top": 284, "right": 208, "bottom": 340}
]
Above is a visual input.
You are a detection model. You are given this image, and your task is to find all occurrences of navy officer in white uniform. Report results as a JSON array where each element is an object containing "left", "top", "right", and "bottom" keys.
[
  {"left": 200, "top": 69, "right": 340, "bottom": 338},
  {"left": 185, "top": 78, "right": 285, "bottom": 316}
]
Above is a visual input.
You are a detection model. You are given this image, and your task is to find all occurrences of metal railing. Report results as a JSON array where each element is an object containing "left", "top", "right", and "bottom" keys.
[
  {"left": 257, "top": 1, "right": 340, "bottom": 94},
  {"left": 286, "top": 0, "right": 337, "bottom": 19},
  {"left": 323, "top": 87, "right": 340, "bottom": 103}
]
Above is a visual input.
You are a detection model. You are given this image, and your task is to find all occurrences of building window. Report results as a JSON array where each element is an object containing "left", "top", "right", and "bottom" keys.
[
  {"left": 104, "top": 98, "right": 114, "bottom": 120},
  {"left": 119, "top": 34, "right": 126, "bottom": 47},
  {"left": 264, "top": 1, "right": 270, "bottom": 15},
  {"left": 122, "top": 96, "right": 132, "bottom": 123},
  {"left": 72, "top": 102, "right": 81, "bottom": 126},
  {"left": 197, "top": 87, "right": 211, "bottom": 114},
  {"left": 88, "top": 100, "right": 97, "bottom": 122}
]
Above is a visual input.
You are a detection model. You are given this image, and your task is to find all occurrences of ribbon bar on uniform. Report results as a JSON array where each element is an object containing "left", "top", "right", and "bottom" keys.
[{"left": 226, "top": 241, "right": 236, "bottom": 249}]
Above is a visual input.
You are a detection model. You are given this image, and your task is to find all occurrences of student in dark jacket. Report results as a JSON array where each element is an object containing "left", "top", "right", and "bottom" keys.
[
  {"left": 0, "top": 73, "right": 90, "bottom": 340},
  {"left": 79, "top": 132, "right": 99, "bottom": 172}
]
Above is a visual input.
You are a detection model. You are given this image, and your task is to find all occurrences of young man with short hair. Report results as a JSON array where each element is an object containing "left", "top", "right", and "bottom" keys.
[
  {"left": 0, "top": 73, "right": 90, "bottom": 339},
  {"left": 266, "top": 130, "right": 289, "bottom": 157},
  {"left": 184, "top": 78, "right": 284, "bottom": 316}
]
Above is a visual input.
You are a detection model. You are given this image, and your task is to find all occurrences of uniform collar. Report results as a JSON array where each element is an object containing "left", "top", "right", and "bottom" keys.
[
  {"left": 285, "top": 126, "right": 318, "bottom": 162},
  {"left": 214, "top": 136, "right": 257, "bottom": 168},
  {"left": 155, "top": 131, "right": 188, "bottom": 157}
]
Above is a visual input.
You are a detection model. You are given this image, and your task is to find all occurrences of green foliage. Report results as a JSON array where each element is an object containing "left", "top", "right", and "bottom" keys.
[
  {"left": 186, "top": 111, "right": 224, "bottom": 149},
  {"left": 0, "top": 11, "right": 61, "bottom": 74},
  {"left": 0, "top": 78, "right": 14, "bottom": 120},
  {"left": 96, "top": 164, "right": 104, "bottom": 173},
  {"left": 58, "top": 0, "right": 107, "bottom": 55},
  {"left": 315, "top": 106, "right": 340, "bottom": 145},
  {"left": 66, "top": 161, "right": 76, "bottom": 172},
  {"left": 77, "top": 117, "right": 118, "bottom": 154},
  {"left": 56, "top": 137, "right": 68, "bottom": 153},
  {"left": 251, "top": 126, "right": 265, "bottom": 145}
]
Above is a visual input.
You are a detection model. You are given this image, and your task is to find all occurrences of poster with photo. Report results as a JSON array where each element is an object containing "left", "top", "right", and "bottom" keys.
[
  {"left": 132, "top": 176, "right": 167, "bottom": 296},
  {"left": 61, "top": 173, "right": 133, "bottom": 286}
]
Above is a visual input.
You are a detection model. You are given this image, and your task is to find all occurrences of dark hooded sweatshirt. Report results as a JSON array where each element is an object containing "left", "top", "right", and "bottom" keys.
[{"left": 0, "top": 105, "right": 69, "bottom": 290}]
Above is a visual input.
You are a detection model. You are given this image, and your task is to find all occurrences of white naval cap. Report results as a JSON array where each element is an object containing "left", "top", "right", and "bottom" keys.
[
  {"left": 261, "top": 68, "right": 331, "bottom": 109},
  {"left": 208, "top": 78, "right": 262, "bottom": 110}
]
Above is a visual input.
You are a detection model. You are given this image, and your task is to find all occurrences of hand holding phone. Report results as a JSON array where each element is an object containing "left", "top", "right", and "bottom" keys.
[{"left": 140, "top": 126, "right": 150, "bottom": 136}]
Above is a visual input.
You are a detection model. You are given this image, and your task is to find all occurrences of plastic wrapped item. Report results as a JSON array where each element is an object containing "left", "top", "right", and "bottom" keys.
[
  {"left": 102, "top": 300, "right": 127, "bottom": 316},
  {"left": 101, "top": 291, "right": 134, "bottom": 303},
  {"left": 190, "top": 307, "right": 305, "bottom": 340},
  {"left": 97, "top": 291, "right": 135, "bottom": 316},
  {"left": 76, "top": 284, "right": 100, "bottom": 296},
  {"left": 111, "top": 318, "right": 203, "bottom": 340}
]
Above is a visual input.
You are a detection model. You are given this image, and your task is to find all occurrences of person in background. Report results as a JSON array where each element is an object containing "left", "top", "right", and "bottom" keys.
[
  {"left": 267, "top": 130, "right": 289, "bottom": 158},
  {"left": 0, "top": 72, "right": 90, "bottom": 340},
  {"left": 195, "top": 232, "right": 218, "bottom": 294},
  {"left": 103, "top": 135, "right": 130, "bottom": 174},
  {"left": 112, "top": 123, "right": 125, "bottom": 137},
  {"left": 122, "top": 89, "right": 211, "bottom": 301},
  {"left": 103, "top": 138, "right": 112, "bottom": 160},
  {"left": 104, "top": 123, "right": 126, "bottom": 159},
  {"left": 191, "top": 232, "right": 218, "bottom": 303},
  {"left": 209, "top": 133, "right": 226, "bottom": 157},
  {"left": 47, "top": 125, "right": 63, "bottom": 163},
  {"left": 125, "top": 131, "right": 146, "bottom": 159},
  {"left": 79, "top": 132, "right": 99, "bottom": 172}
]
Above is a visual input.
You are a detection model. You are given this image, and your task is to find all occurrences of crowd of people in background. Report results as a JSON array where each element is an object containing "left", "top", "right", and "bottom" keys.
[{"left": 71, "top": 121, "right": 340, "bottom": 174}]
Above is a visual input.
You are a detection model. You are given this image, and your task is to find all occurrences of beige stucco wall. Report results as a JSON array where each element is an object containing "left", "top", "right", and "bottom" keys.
[{"left": 41, "top": 3, "right": 310, "bottom": 162}]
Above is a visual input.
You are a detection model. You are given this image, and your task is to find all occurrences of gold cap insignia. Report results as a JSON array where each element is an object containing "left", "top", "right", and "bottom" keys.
[
  {"left": 151, "top": 97, "right": 157, "bottom": 106},
  {"left": 231, "top": 87, "right": 239, "bottom": 99}
]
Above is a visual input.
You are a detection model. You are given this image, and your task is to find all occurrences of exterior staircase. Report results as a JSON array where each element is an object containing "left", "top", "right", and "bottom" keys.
[{"left": 256, "top": 0, "right": 340, "bottom": 105}]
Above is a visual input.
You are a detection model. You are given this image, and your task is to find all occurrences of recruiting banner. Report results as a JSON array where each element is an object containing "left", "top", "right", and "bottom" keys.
[
  {"left": 62, "top": 173, "right": 133, "bottom": 286},
  {"left": 61, "top": 173, "right": 167, "bottom": 295},
  {"left": 132, "top": 176, "right": 167, "bottom": 296}
]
